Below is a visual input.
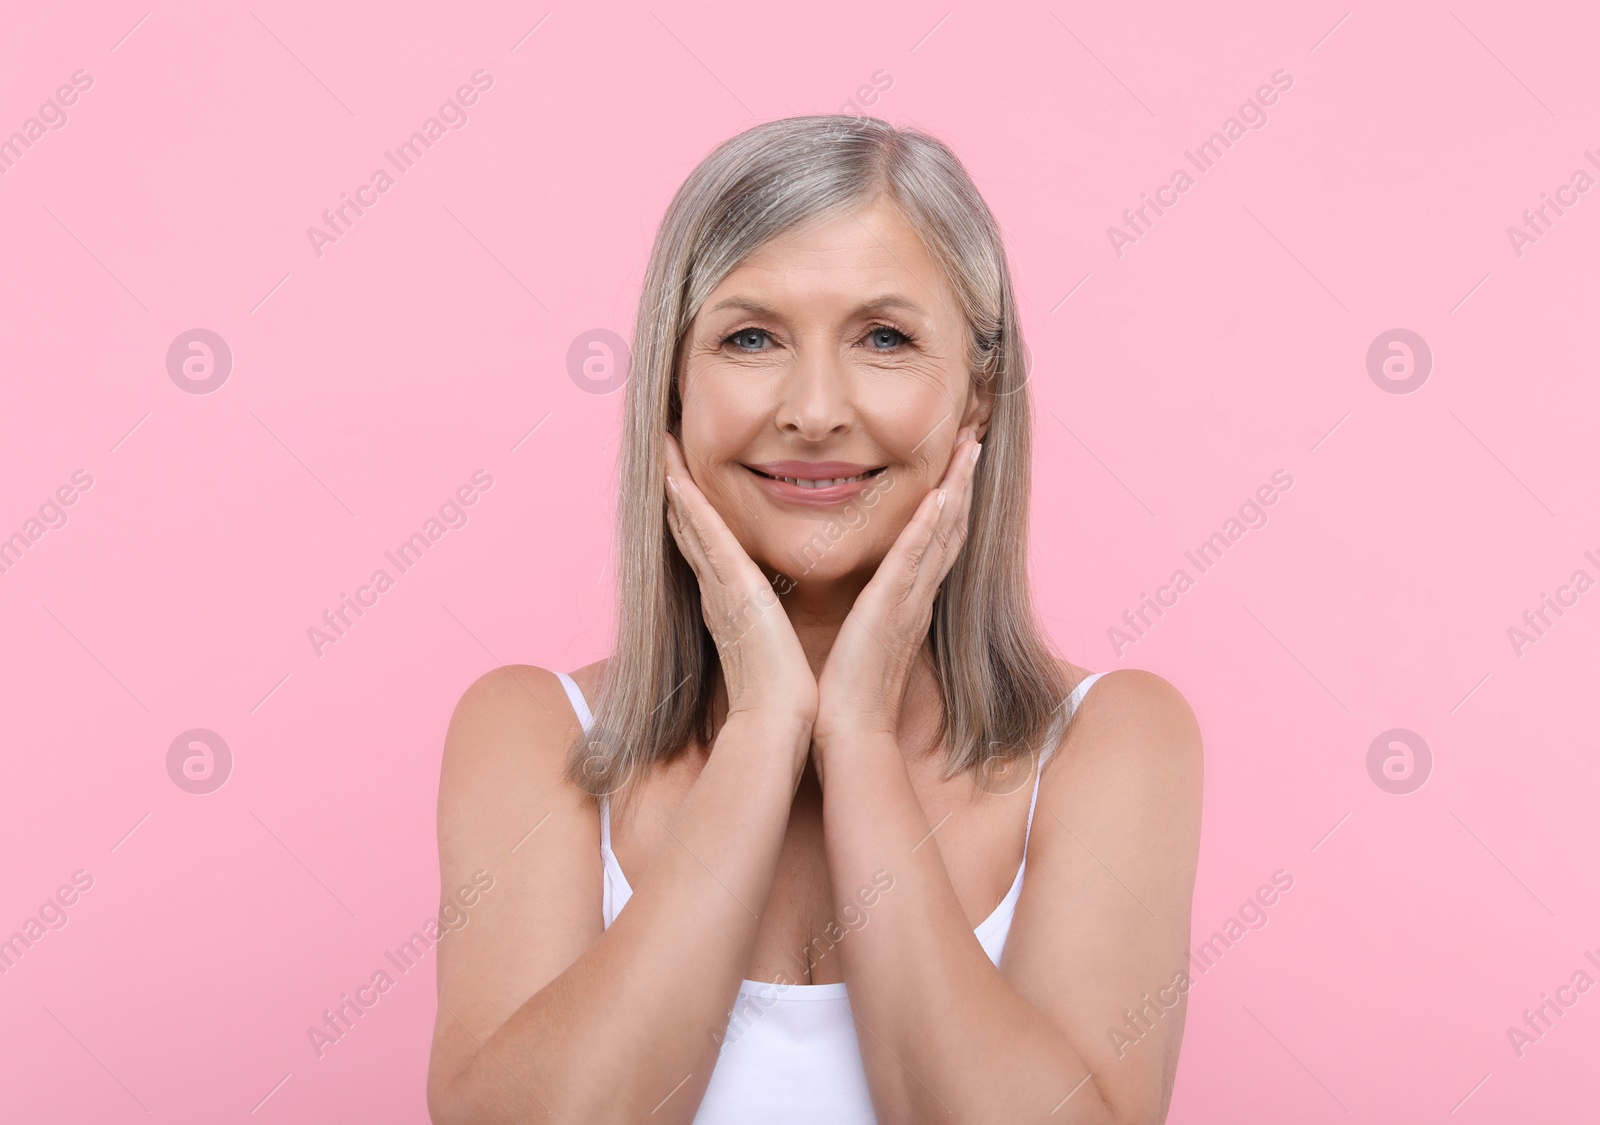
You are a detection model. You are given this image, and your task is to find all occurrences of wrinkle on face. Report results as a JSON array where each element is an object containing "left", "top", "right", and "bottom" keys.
[{"left": 673, "top": 193, "right": 990, "bottom": 594}]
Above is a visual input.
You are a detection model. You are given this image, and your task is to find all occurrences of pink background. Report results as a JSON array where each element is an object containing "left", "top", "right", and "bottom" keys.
[{"left": 2, "top": 0, "right": 1596, "bottom": 1120}]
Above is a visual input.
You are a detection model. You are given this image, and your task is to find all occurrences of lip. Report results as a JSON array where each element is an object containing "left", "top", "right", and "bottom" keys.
[
  {"left": 745, "top": 461, "right": 879, "bottom": 479},
  {"left": 743, "top": 462, "right": 887, "bottom": 507}
]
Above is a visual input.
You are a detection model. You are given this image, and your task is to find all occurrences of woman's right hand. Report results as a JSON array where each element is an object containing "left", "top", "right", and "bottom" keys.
[{"left": 663, "top": 432, "right": 818, "bottom": 737}]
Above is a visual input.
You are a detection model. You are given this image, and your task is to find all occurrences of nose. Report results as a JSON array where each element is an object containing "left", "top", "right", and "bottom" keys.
[{"left": 774, "top": 342, "right": 852, "bottom": 441}]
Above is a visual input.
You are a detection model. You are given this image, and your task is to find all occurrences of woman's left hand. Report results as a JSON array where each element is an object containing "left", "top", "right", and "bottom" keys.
[{"left": 813, "top": 426, "right": 983, "bottom": 756}]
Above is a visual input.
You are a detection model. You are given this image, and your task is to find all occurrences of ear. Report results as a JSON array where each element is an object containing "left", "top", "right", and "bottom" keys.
[{"left": 960, "top": 379, "right": 995, "bottom": 443}]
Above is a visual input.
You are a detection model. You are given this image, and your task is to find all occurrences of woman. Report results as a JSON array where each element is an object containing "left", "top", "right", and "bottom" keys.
[{"left": 426, "top": 114, "right": 1202, "bottom": 1125}]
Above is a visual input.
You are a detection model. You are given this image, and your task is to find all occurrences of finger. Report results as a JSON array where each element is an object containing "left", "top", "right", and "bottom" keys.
[
  {"left": 668, "top": 460, "right": 734, "bottom": 589},
  {"left": 663, "top": 433, "right": 760, "bottom": 592},
  {"left": 662, "top": 480, "right": 707, "bottom": 576},
  {"left": 911, "top": 435, "right": 981, "bottom": 601},
  {"left": 663, "top": 436, "right": 718, "bottom": 584},
  {"left": 866, "top": 483, "right": 945, "bottom": 611},
  {"left": 881, "top": 429, "right": 972, "bottom": 588},
  {"left": 908, "top": 486, "right": 956, "bottom": 607},
  {"left": 665, "top": 483, "right": 717, "bottom": 597},
  {"left": 845, "top": 433, "right": 978, "bottom": 659},
  {"left": 667, "top": 433, "right": 746, "bottom": 544},
  {"left": 944, "top": 437, "right": 981, "bottom": 567}
]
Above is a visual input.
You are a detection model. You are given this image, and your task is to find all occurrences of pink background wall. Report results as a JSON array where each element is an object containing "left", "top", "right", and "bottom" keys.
[{"left": 2, "top": 0, "right": 1596, "bottom": 1120}]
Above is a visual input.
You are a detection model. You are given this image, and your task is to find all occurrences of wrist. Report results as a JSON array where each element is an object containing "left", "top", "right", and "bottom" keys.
[
  {"left": 721, "top": 707, "right": 815, "bottom": 773},
  {"left": 810, "top": 723, "right": 900, "bottom": 762},
  {"left": 810, "top": 726, "right": 902, "bottom": 794}
]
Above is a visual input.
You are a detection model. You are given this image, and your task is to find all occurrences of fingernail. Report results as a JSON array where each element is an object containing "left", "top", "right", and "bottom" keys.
[
  {"left": 668, "top": 476, "right": 681, "bottom": 495},
  {"left": 971, "top": 442, "right": 983, "bottom": 466},
  {"left": 937, "top": 488, "right": 947, "bottom": 509}
]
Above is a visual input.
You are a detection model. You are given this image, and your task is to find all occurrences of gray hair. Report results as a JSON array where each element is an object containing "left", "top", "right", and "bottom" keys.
[{"left": 566, "top": 114, "right": 1071, "bottom": 813}]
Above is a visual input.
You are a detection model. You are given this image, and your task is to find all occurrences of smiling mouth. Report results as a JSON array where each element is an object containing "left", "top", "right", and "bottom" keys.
[{"left": 746, "top": 466, "right": 888, "bottom": 489}]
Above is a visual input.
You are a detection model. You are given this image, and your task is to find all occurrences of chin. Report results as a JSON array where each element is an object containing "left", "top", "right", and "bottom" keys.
[{"left": 772, "top": 543, "right": 883, "bottom": 588}]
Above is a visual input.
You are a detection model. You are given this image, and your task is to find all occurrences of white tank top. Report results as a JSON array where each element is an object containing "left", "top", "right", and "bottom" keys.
[{"left": 554, "top": 669, "right": 1107, "bottom": 1123}]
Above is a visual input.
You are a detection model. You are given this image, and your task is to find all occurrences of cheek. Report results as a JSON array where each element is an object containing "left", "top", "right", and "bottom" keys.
[
  {"left": 678, "top": 393, "right": 754, "bottom": 481},
  {"left": 873, "top": 481, "right": 928, "bottom": 541},
  {"left": 680, "top": 368, "right": 771, "bottom": 441},
  {"left": 857, "top": 384, "right": 957, "bottom": 464}
]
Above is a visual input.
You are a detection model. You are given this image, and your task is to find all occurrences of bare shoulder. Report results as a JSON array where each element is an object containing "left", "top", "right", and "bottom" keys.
[
  {"left": 436, "top": 661, "right": 619, "bottom": 889},
  {"left": 1054, "top": 659, "right": 1203, "bottom": 775},
  {"left": 444, "top": 658, "right": 612, "bottom": 750},
  {"left": 440, "top": 665, "right": 583, "bottom": 814},
  {"left": 428, "top": 664, "right": 607, "bottom": 1112},
  {"left": 450, "top": 661, "right": 577, "bottom": 720},
  {"left": 1036, "top": 661, "right": 1204, "bottom": 837},
  {"left": 999, "top": 678, "right": 1200, "bottom": 1125}
]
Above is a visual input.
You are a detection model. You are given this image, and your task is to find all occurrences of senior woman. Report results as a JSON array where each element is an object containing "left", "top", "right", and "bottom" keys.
[{"left": 426, "top": 115, "right": 1202, "bottom": 1125}]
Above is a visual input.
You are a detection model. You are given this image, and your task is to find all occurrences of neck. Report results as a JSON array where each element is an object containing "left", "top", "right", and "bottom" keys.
[
  {"left": 706, "top": 570, "right": 944, "bottom": 758},
  {"left": 761, "top": 566, "right": 876, "bottom": 677}
]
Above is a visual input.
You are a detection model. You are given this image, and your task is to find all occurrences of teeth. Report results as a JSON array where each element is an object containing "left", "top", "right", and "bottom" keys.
[{"left": 775, "top": 472, "right": 871, "bottom": 488}]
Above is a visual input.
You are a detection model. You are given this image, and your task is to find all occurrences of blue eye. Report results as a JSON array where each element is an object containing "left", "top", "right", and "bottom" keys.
[
  {"left": 722, "top": 328, "right": 772, "bottom": 351},
  {"left": 866, "top": 325, "right": 911, "bottom": 350},
  {"left": 719, "top": 324, "right": 916, "bottom": 352}
]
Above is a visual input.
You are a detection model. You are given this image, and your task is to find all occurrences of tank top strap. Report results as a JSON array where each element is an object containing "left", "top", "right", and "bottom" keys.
[
  {"left": 553, "top": 669, "right": 595, "bottom": 733},
  {"left": 554, "top": 670, "right": 612, "bottom": 849},
  {"left": 1021, "top": 671, "right": 1109, "bottom": 855}
]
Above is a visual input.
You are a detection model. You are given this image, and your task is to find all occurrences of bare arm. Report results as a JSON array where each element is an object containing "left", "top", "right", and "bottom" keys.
[
  {"left": 809, "top": 429, "right": 1202, "bottom": 1122},
  {"left": 426, "top": 665, "right": 811, "bottom": 1124},
  {"left": 818, "top": 670, "right": 1203, "bottom": 1125}
]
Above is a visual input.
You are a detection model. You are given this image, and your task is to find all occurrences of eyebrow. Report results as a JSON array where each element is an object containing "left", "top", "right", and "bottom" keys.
[{"left": 703, "top": 294, "right": 927, "bottom": 319}]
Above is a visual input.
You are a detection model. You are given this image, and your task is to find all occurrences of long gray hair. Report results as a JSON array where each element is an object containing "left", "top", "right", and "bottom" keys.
[{"left": 565, "top": 114, "right": 1071, "bottom": 813}]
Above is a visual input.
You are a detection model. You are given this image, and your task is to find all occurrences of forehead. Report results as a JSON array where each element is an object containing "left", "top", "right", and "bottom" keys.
[{"left": 701, "top": 195, "right": 959, "bottom": 316}]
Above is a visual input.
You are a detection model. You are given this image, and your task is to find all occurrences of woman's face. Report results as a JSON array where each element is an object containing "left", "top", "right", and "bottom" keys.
[{"left": 676, "top": 193, "right": 992, "bottom": 590}]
